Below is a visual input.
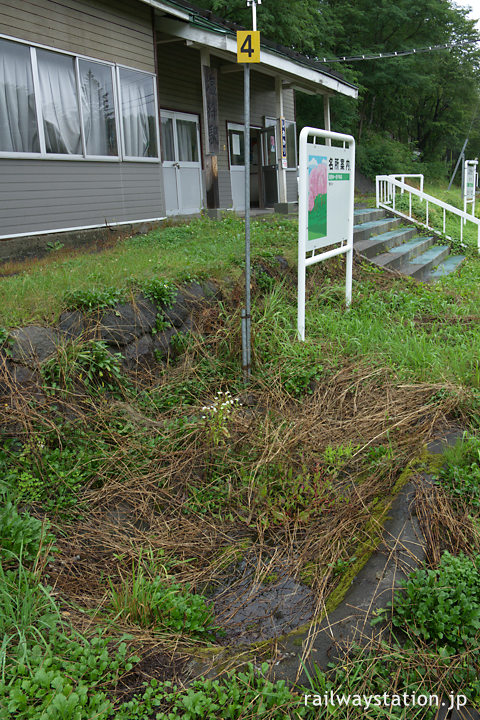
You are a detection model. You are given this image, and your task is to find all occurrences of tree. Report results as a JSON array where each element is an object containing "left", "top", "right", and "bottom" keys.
[{"left": 196, "top": 0, "right": 480, "bottom": 170}]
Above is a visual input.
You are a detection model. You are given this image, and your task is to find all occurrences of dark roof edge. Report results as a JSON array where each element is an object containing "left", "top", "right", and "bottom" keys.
[{"left": 152, "top": 0, "right": 357, "bottom": 91}]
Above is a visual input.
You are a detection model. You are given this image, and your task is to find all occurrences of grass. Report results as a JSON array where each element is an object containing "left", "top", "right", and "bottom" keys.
[
  {"left": 0, "top": 215, "right": 297, "bottom": 327},
  {"left": 301, "top": 269, "right": 480, "bottom": 387},
  {"left": 1, "top": 200, "right": 480, "bottom": 717}
]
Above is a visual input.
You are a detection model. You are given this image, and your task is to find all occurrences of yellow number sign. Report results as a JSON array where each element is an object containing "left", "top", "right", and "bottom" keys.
[{"left": 237, "top": 31, "right": 260, "bottom": 63}]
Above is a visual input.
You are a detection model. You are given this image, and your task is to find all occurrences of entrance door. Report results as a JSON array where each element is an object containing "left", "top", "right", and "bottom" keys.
[
  {"left": 160, "top": 111, "right": 203, "bottom": 215},
  {"left": 260, "top": 125, "right": 278, "bottom": 207},
  {"left": 228, "top": 123, "right": 261, "bottom": 210}
]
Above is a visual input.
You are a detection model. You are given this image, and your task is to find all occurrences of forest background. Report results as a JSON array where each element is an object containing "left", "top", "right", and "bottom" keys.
[{"left": 196, "top": 0, "right": 480, "bottom": 182}]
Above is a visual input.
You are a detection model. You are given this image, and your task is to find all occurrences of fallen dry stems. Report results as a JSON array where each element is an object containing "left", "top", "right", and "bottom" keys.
[{"left": 0, "top": 326, "right": 471, "bottom": 683}]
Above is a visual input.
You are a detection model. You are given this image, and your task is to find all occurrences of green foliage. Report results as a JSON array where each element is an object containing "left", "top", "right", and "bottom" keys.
[
  {"left": 322, "top": 442, "right": 360, "bottom": 475},
  {"left": 41, "top": 340, "right": 125, "bottom": 396},
  {"left": 356, "top": 132, "right": 418, "bottom": 179},
  {"left": 46, "top": 240, "right": 64, "bottom": 252},
  {"left": 134, "top": 278, "right": 177, "bottom": 308},
  {"left": 278, "top": 344, "right": 323, "bottom": 397},
  {"left": 194, "top": 0, "right": 336, "bottom": 56},
  {"left": 169, "top": 329, "right": 194, "bottom": 356},
  {"left": 0, "top": 498, "right": 55, "bottom": 567},
  {"left": 437, "top": 433, "right": 480, "bottom": 510},
  {"left": 63, "top": 287, "right": 123, "bottom": 312},
  {"left": 254, "top": 266, "right": 275, "bottom": 294},
  {"left": 383, "top": 551, "right": 480, "bottom": 653},
  {"left": 252, "top": 287, "right": 325, "bottom": 396},
  {"left": 184, "top": 475, "right": 233, "bottom": 520},
  {"left": 138, "top": 375, "right": 204, "bottom": 413},
  {"left": 0, "top": 215, "right": 298, "bottom": 328},
  {"left": 0, "top": 561, "right": 60, "bottom": 671},
  {"left": 0, "top": 328, "right": 9, "bottom": 348},
  {"left": 116, "top": 663, "right": 304, "bottom": 720},
  {"left": 0, "top": 433, "right": 104, "bottom": 513},
  {"left": 107, "top": 562, "right": 218, "bottom": 640},
  {"left": 0, "top": 540, "right": 139, "bottom": 720},
  {"left": 1, "top": 630, "right": 137, "bottom": 720},
  {"left": 201, "top": 390, "right": 241, "bottom": 446},
  {"left": 253, "top": 463, "right": 346, "bottom": 526},
  {"left": 328, "top": 556, "right": 357, "bottom": 577}
]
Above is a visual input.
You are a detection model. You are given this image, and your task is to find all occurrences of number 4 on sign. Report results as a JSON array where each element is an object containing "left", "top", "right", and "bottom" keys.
[{"left": 237, "top": 31, "right": 260, "bottom": 63}]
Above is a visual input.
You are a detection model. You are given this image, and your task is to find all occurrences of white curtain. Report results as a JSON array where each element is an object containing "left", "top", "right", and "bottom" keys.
[
  {"left": 80, "top": 61, "right": 116, "bottom": 156},
  {"left": 176, "top": 119, "right": 198, "bottom": 162},
  {"left": 0, "top": 39, "right": 39, "bottom": 153},
  {"left": 160, "top": 116, "right": 174, "bottom": 162},
  {"left": 120, "top": 69, "right": 156, "bottom": 158},
  {"left": 37, "top": 49, "right": 81, "bottom": 154}
]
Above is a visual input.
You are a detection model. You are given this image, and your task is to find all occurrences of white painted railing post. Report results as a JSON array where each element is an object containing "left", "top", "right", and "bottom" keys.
[
  {"left": 376, "top": 176, "right": 380, "bottom": 208},
  {"left": 376, "top": 173, "right": 480, "bottom": 253}
]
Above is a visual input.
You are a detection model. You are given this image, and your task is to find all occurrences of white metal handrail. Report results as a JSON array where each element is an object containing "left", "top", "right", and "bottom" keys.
[
  {"left": 376, "top": 174, "right": 480, "bottom": 252},
  {"left": 390, "top": 173, "right": 424, "bottom": 194}
]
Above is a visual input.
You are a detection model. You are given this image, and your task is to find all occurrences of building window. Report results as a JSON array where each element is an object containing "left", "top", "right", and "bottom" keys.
[
  {"left": 286, "top": 121, "right": 297, "bottom": 168},
  {"left": 119, "top": 68, "right": 157, "bottom": 159},
  {"left": 79, "top": 60, "right": 117, "bottom": 157},
  {"left": 37, "top": 49, "right": 82, "bottom": 155},
  {"left": 0, "top": 34, "right": 159, "bottom": 161},
  {"left": 176, "top": 118, "right": 199, "bottom": 162},
  {"left": 160, "top": 116, "right": 175, "bottom": 161},
  {"left": 0, "top": 38, "right": 39, "bottom": 153},
  {"left": 228, "top": 127, "right": 245, "bottom": 166}
]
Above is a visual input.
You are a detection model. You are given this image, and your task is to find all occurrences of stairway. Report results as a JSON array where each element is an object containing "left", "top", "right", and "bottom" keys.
[{"left": 353, "top": 208, "right": 465, "bottom": 280}]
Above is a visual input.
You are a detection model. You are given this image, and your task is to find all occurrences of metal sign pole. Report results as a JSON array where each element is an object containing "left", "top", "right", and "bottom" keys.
[
  {"left": 243, "top": 63, "right": 251, "bottom": 380},
  {"left": 240, "top": 0, "right": 260, "bottom": 381}
]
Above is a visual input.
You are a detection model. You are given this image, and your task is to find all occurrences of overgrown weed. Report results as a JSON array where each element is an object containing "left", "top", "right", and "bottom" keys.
[{"left": 0, "top": 251, "right": 478, "bottom": 715}]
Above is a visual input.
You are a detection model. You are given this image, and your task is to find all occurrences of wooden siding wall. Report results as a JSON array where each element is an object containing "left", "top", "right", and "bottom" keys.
[
  {"left": 0, "top": 161, "right": 165, "bottom": 237},
  {"left": 0, "top": 0, "right": 162, "bottom": 239},
  {"left": 0, "top": 0, "right": 155, "bottom": 72},
  {"left": 156, "top": 43, "right": 203, "bottom": 114}
]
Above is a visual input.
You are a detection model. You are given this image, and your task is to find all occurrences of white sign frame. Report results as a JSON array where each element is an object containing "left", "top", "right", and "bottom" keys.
[
  {"left": 464, "top": 159, "right": 477, "bottom": 218},
  {"left": 297, "top": 126, "right": 355, "bottom": 341}
]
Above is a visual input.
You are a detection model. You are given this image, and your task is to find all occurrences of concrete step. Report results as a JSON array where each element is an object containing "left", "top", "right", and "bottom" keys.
[
  {"left": 355, "top": 227, "right": 417, "bottom": 258},
  {"left": 427, "top": 254, "right": 466, "bottom": 280},
  {"left": 353, "top": 207, "right": 465, "bottom": 282},
  {"left": 373, "top": 237, "right": 435, "bottom": 271},
  {"left": 404, "top": 245, "right": 450, "bottom": 281},
  {"left": 354, "top": 208, "right": 386, "bottom": 223},
  {"left": 353, "top": 217, "right": 403, "bottom": 244}
]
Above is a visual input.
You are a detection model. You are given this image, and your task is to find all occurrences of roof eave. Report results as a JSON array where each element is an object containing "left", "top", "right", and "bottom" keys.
[{"left": 157, "top": 18, "right": 358, "bottom": 98}]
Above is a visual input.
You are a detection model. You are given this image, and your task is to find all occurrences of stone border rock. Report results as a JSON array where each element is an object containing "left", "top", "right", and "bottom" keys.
[
  {"left": 0, "top": 280, "right": 227, "bottom": 391},
  {"left": 0, "top": 257, "right": 292, "bottom": 393}
]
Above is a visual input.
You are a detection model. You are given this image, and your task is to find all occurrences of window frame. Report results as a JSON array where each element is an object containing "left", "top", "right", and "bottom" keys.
[
  {"left": 160, "top": 110, "right": 202, "bottom": 167},
  {"left": 0, "top": 32, "right": 160, "bottom": 163},
  {"left": 116, "top": 64, "right": 161, "bottom": 163},
  {"left": 285, "top": 120, "right": 297, "bottom": 170},
  {"left": 227, "top": 122, "right": 246, "bottom": 169},
  {"left": 77, "top": 58, "right": 121, "bottom": 161}
]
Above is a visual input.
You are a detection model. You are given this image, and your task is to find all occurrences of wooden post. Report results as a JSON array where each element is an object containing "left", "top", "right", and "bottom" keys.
[{"left": 201, "top": 50, "right": 220, "bottom": 210}]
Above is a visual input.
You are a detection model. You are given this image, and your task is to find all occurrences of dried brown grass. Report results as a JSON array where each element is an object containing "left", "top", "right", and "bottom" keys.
[{"left": 0, "top": 313, "right": 473, "bottom": 683}]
